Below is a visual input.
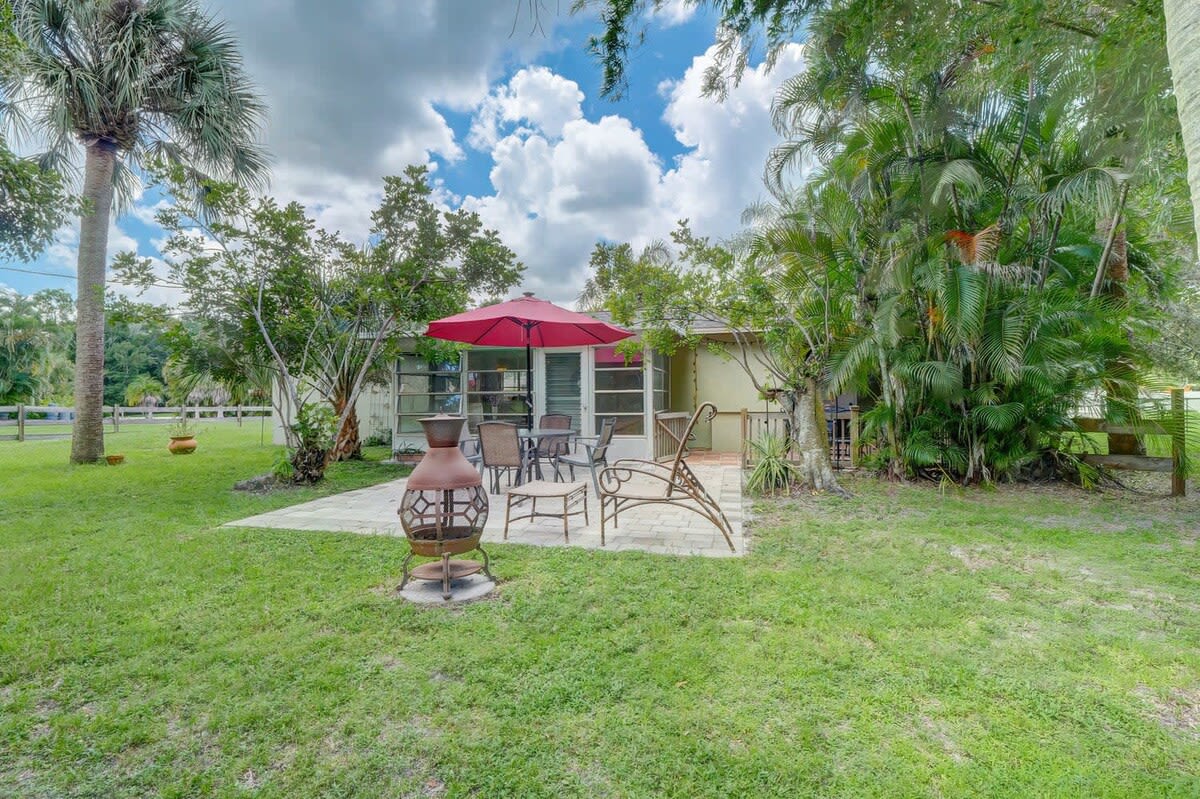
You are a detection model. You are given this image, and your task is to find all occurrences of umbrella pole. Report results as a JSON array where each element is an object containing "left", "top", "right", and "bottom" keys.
[{"left": 525, "top": 330, "right": 534, "bottom": 431}]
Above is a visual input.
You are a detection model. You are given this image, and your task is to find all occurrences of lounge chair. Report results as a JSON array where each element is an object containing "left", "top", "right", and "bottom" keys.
[{"left": 596, "top": 402, "right": 736, "bottom": 551}]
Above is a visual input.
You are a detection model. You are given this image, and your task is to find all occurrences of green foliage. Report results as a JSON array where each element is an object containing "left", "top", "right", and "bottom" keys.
[
  {"left": 0, "top": 144, "right": 71, "bottom": 261},
  {"left": 4, "top": 0, "right": 268, "bottom": 201},
  {"left": 291, "top": 402, "right": 337, "bottom": 453},
  {"left": 361, "top": 429, "right": 392, "bottom": 448},
  {"left": 119, "top": 164, "right": 523, "bottom": 458},
  {"left": 0, "top": 3, "right": 71, "bottom": 260},
  {"left": 270, "top": 447, "right": 294, "bottom": 481},
  {"left": 0, "top": 289, "right": 73, "bottom": 405},
  {"left": 166, "top": 417, "right": 196, "bottom": 438},
  {"left": 104, "top": 315, "right": 169, "bottom": 406},
  {"left": 122, "top": 374, "right": 164, "bottom": 407},
  {"left": 745, "top": 431, "right": 798, "bottom": 495}
]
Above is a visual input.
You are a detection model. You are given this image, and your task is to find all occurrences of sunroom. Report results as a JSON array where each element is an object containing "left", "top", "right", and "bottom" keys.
[{"left": 391, "top": 344, "right": 671, "bottom": 461}]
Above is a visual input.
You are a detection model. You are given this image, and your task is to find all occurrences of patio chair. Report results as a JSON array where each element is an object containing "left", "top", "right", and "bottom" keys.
[
  {"left": 459, "top": 429, "right": 483, "bottom": 473},
  {"left": 596, "top": 402, "right": 736, "bottom": 551},
  {"left": 532, "top": 413, "right": 572, "bottom": 477},
  {"left": 477, "top": 421, "right": 529, "bottom": 493},
  {"left": 553, "top": 416, "right": 616, "bottom": 497}
]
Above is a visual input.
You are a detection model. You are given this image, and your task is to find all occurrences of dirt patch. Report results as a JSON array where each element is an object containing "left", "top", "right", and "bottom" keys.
[
  {"left": 1134, "top": 685, "right": 1200, "bottom": 739},
  {"left": 947, "top": 546, "right": 1000, "bottom": 572},
  {"left": 233, "top": 474, "right": 290, "bottom": 494},
  {"left": 918, "top": 714, "right": 967, "bottom": 762}
]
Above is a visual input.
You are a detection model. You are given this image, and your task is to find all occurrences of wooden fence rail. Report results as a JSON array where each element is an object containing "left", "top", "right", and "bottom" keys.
[
  {"left": 0, "top": 405, "right": 272, "bottom": 441},
  {"left": 740, "top": 405, "right": 861, "bottom": 470}
]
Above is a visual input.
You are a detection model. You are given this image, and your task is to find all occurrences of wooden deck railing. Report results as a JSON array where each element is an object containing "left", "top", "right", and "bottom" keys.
[
  {"left": 0, "top": 405, "right": 272, "bottom": 441},
  {"left": 739, "top": 404, "right": 863, "bottom": 470},
  {"left": 653, "top": 411, "right": 693, "bottom": 461}
]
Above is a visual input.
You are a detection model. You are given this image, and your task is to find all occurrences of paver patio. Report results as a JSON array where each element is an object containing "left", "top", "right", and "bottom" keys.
[{"left": 226, "top": 460, "right": 746, "bottom": 557}]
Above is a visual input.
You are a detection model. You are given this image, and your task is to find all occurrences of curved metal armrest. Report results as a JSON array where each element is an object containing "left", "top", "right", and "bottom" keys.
[
  {"left": 611, "top": 457, "right": 675, "bottom": 475},
  {"left": 598, "top": 461, "right": 686, "bottom": 495}
]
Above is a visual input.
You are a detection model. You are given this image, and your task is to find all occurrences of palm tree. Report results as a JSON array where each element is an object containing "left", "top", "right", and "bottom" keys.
[
  {"left": 4, "top": 0, "right": 267, "bottom": 462},
  {"left": 1165, "top": 0, "right": 1200, "bottom": 254}
]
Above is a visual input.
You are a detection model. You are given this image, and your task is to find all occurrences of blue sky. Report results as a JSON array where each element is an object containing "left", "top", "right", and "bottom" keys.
[{"left": 2, "top": 1, "right": 807, "bottom": 305}]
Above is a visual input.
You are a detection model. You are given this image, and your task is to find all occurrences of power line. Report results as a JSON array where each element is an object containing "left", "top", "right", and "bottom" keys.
[{"left": 0, "top": 264, "right": 181, "bottom": 291}]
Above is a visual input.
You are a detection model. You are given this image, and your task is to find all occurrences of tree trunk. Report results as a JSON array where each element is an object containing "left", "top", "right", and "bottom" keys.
[
  {"left": 330, "top": 396, "right": 362, "bottom": 461},
  {"left": 290, "top": 446, "right": 327, "bottom": 484},
  {"left": 785, "top": 381, "right": 847, "bottom": 496},
  {"left": 1166, "top": 0, "right": 1200, "bottom": 255},
  {"left": 70, "top": 143, "right": 117, "bottom": 464}
]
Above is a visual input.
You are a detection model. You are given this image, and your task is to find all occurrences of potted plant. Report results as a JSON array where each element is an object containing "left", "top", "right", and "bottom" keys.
[
  {"left": 167, "top": 418, "right": 198, "bottom": 455},
  {"left": 393, "top": 445, "right": 425, "bottom": 466}
]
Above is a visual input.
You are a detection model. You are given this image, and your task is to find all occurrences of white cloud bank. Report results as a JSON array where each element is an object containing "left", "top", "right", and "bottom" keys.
[{"left": 463, "top": 43, "right": 807, "bottom": 303}]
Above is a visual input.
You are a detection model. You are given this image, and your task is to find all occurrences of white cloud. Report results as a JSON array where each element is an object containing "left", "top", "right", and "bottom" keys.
[
  {"left": 468, "top": 66, "right": 585, "bottom": 150},
  {"left": 650, "top": 0, "right": 698, "bottom": 27},
  {"left": 652, "top": 42, "right": 808, "bottom": 240},
  {"left": 461, "top": 44, "right": 808, "bottom": 304}
]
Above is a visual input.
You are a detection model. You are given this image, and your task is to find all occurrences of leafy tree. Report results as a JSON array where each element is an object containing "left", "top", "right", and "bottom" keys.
[
  {"left": 123, "top": 373, "right": 164, "bottom": 406},
  {"left": 4, "top": 0, "right": 267, "bottom": 463},
  {"left": 120, "top": 165, "right": 523, "bottom": 482},
  {"left": 577, "top": 240, "right": 670, "bottom": 311},
  {"left": 103, "top": 318, "right": 168, "bottom": 406},
  {"left": 0, "top": 1, "right": 71, "bottom": 260},
  {"left": 0, "top": 289, "right": 72, "bottom": 404},
  {"left": 592, "top": 220, "right": 850, "bottom": 493}
]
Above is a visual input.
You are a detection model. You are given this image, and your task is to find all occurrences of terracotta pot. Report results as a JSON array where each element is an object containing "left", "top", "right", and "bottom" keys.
[
  {"left": 106, "top": 454, "right": 125, "bottom": 465},
  {"left": 168, "top": 435, "right": 198, "bottom": 455},
  {"left": 394, "top": 452, "right": 424, "bottom": 466}
]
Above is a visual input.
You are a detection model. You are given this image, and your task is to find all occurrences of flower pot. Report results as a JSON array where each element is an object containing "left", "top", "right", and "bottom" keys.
[
  {"left": 394, "top": 452, "right": 424, "bottom": 466},
  {"left": 168, "top": 435, "right": 198, "bottom": 455},
  {"left": 106, "top": 454, "right": 125, "bottom": 465}
]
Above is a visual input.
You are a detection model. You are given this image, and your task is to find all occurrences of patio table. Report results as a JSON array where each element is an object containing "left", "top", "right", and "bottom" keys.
[{"left": 519, "top": 428, "right": 575, "bottom": 481}]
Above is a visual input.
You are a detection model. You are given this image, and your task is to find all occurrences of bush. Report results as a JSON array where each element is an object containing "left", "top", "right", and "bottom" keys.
[
  {"left": 745, "top": 432, "right": 798, "bottom": 496},
  {"left": 289, "top": 403, "right": 337, "bottom": 484}
]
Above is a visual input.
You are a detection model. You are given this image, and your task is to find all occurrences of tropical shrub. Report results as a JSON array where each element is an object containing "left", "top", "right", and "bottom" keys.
[{"left": 745, "top": 432, "right": 799, "bottom": 495}]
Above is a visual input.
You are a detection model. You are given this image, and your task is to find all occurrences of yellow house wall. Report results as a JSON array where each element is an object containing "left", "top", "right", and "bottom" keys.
[{"left": 668, "top": 340, "right": 774, "bottom": 453}]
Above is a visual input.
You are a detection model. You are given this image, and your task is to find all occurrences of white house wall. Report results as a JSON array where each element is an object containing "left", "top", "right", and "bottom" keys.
[{"left": 269, "top": 380, "right": 393, "bottom": 447}]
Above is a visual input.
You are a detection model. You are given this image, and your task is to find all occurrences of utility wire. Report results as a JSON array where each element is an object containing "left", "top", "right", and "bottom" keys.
[{"left": 0, "top": 264, "right": 181, "bottom": 290}]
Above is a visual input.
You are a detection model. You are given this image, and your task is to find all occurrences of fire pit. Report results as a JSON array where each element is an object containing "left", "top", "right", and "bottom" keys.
[{"left": 398, "top": 414, "right": 492, "bottom": 600}]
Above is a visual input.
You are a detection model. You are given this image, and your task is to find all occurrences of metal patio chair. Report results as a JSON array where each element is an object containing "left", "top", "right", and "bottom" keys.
[
  {"left": 553, "top": 416, "right": 616, "bottom": 497},
  {"left": 596, "top": 402, "right": 736, "bottom": 551},
  {"left": 477, "top": 421, "right": 530, "bottom": 493}
]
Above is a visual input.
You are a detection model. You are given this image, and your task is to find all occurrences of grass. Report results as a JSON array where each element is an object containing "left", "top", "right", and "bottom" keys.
[{"left": 2, "top": 427, "right": 1199, "bottom": 797}]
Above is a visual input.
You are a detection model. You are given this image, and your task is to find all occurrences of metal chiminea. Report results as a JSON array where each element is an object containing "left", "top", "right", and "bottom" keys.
[{"left": 398, "top": 415, "right": 492, "bottom": 600}]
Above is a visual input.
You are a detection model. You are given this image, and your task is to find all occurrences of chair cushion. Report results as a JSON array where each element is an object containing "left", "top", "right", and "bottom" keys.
[{"left": 507, "top": 480, "right": 588, "bottom": 499}]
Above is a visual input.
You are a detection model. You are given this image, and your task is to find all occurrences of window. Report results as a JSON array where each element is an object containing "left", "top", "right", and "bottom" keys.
[
  {"left": 464, "top": 348, "right": 528, "bottom": 431},
  {"left": 652, "top": 351, "right": 670, "bottom": 412},
  {"left": 594, "top": 347, "right": 644, "bottom": 435},
  {"left": 396, "top": 354, "right": 462, "bottom": 434}
]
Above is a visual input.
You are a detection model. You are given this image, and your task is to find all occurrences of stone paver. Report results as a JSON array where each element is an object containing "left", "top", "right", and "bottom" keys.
[{"left": 226, "top": 463, "right": 746, "bottom": 557}]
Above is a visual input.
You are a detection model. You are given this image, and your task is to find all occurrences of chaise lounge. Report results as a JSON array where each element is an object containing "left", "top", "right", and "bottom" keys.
[{"left": 596, "top": 402, "right": 737, "bottom": 551}]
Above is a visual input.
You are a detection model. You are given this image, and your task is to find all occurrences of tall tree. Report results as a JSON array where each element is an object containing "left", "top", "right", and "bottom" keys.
[
  {"left": 1165, "top": 0, "right": 1200, "bottom": 254},
  {"left": 4, "top": 0, "right": 267, "bottom": 463}
]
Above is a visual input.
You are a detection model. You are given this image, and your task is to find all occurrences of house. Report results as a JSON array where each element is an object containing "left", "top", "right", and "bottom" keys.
[{"left": 274, "top": 315, "right": 860, "bottom": 462}]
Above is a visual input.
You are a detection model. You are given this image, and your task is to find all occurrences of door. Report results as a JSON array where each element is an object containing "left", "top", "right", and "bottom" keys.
[{"left": 540, "top": 350, "right": 588, "bottom": 434}]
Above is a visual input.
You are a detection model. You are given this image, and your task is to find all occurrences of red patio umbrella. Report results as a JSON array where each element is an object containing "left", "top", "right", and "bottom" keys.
[{"left": 425, "top": 292, "right": 634, "bottom": 429}]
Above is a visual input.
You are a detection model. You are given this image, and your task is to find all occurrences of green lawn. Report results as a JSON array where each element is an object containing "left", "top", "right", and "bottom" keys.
[{"left": 2, "top": 427, "right": 1198, "bottom": 797}]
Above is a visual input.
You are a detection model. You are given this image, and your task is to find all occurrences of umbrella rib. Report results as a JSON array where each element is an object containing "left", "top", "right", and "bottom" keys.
[{"left": 472, "top": 316, "right": 512, "bottom": 344}]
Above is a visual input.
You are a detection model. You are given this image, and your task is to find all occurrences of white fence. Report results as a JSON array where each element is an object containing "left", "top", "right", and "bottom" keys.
[{"left": 0, "top": 405, "right": 272, "bottom": 441}]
